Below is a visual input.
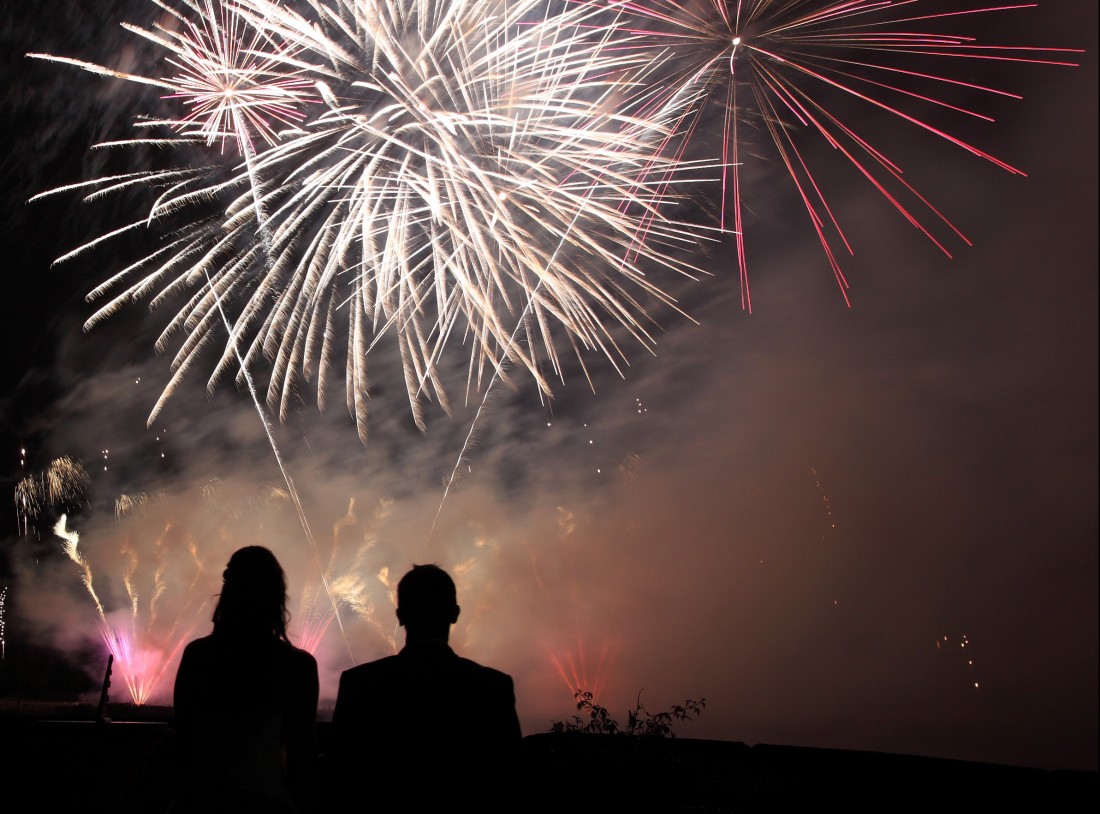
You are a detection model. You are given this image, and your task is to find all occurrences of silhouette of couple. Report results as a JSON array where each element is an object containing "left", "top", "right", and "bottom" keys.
[{"left": 171, "top": 547, "right": 520, "bottom": 813}]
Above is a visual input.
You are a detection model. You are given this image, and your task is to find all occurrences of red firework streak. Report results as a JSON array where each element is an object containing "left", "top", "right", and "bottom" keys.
[{"left": 582, "top": 0, "right": 1082, "bottom": 309}]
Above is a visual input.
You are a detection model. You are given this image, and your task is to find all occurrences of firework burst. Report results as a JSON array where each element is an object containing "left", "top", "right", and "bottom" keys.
[
  {"left": 591, "top": 0, "right": 1082, "bottom": 308},
  {"left": 14, "top": 456, "right": 91, "bottom": 536},
  {"left": 158, "top": 0, "right": 317, "bottom": 153},
  {"left": 31, "top": 0, "right": 713, "bottom": 444}
]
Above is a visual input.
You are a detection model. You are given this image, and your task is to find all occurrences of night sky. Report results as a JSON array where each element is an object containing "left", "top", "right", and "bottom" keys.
[{"left": 1, "top": 1, "right": 1095, "bottom": 773}]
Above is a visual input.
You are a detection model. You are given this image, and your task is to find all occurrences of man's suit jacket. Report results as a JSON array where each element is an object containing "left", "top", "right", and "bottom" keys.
[{"left": 326, "top": 640, "right": 521, "bottom": 803}]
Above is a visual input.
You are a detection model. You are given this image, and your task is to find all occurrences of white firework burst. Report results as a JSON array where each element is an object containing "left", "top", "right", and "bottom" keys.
[{"left": 32, "top": 0, "right": 715, "bottom": 442}]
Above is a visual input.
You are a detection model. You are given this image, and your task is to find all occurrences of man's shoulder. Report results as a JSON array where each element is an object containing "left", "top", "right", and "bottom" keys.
[
  {"left": 340, "top": 655, "right": 402, "bottom": 683},
  {"left": 453, "top": 655, "right": 514, "bottom": 685},
  {"left": 339, "top": 651, "right": 512, "bottom": 690}
]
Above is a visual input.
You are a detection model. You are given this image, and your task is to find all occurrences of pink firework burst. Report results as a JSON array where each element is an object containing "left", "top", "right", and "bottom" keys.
[
  {"left": 155, "top": 0, "right": 317, "bottom": 153},
  {"left": 589, "top": 0, "right": 1083, "bottom": 308}
]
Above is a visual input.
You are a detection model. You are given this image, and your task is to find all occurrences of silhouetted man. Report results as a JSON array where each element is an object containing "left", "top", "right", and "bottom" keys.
[{"left": 327, "top": 564, "right": 521, "bottom": 807}]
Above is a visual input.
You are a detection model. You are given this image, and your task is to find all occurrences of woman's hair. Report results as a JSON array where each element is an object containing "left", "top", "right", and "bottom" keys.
[{"left": 211, "top": 545, "right": 291, "bottom": 642}]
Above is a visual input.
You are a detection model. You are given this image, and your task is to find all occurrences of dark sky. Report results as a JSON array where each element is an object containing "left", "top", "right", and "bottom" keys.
[{"left": 1, "top": 1, "right": 1096, "bottom": 772}]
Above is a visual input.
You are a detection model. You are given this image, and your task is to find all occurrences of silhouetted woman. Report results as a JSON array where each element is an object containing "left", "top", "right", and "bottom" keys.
[{"left": 172, "top": 546, "right": 318, "bottom": 814}]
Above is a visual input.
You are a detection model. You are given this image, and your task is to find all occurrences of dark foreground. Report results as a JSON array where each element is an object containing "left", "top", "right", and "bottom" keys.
[{"left": 0, "top": 702, "right": 1094, "bottom": 812}]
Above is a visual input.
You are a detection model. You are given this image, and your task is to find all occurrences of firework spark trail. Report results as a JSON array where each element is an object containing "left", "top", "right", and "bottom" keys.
[
  {"left": 590, "top": 0, "right": 1082, "bottom": 304},
  {"left": 547, "top": 634, "right": 617, "bottom": 699},
  {"left": 53, "top": 514, "right": 108, "bottom": 621},
  {"left": 424, "top": 134, "right": 691, "bottom": 539},
  {"left": 233, "top": 0, "right": 709, "bottom": 427},
  {"left": 45, "top": 457, "right": 89, "bottom": 507},
  {"left": 809, "top": 464, "right": 844, "bottom": 608},
  {"left": 937, "top": 633, "right": 982, "bottom": 691},
  {"left": 426, "top": 194, "right": 598, "bottom": 541},
  {"left": 14, "top": 477, "right": 41, "bottom": 538},
  {"left": 0, "top": 586, "right": 7, "bottom": 659},
  {"left": 141, "top": 0, "right": 318, "bottom": 257},
  {"left": 157, "top": 0, "right": 316, "bottom": 154},
  {"left": 30, "top": 1, "right": 315, "bottom": 238},
  {"left": 810, "top": 465, "right": 837, "bottom": 539},
  {"left": 296, "top": 572, "right": 387, "bottom": 653}
]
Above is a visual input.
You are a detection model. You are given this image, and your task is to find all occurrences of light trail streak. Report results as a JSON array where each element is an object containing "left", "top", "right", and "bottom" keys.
[
  {"left": 0, "top": 586, "right": 7, "bottom": 660},
  {"left": 53, "top": 515, "right": 109, "bottom": 624}
]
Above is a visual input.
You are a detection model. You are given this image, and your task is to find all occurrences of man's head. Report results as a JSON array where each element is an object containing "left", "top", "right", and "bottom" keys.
[{"left": 396, "top": 564, "right": 460, "bottom": 639}]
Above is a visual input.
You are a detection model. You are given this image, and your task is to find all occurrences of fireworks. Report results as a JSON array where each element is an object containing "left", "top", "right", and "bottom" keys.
[
  {"left": 14, "top": 456, "right": 91, "bottom": 536},
  {"left": 13, "top": 477, "right": 41, "bottom": 538},
  {"left": 547, "top": 632, "right": 619, "bottom": 700},
  {"left": 157, "top": 0, "right": 317, "bottom": 154},
  {"left": 53, "top": 511, "right": 199, "bottom": 704},
  {"left": 22, "top": 4, "right": 1083, "bottom": 719},
  {"left": 529, "top": 504, "right": 620, "bottom": 700},
  {"left": 32, "top": 0, "right": 711, "bottom": 443},
  {"left": 46, "top": 457, "right": 92, "bottom": 505},
  {"left": 19, "top": 477, "right": 414, "bottom": 702},
  {"left": 590, "top": 0, "right": 1082, "bottom": 307},
  {"left": 25, "top": 1, "right": 1081, "bottom": 452},
  {"left": 41, "top": 481, "right": 317, "bottom": 704},
  {"left": 292, "top": 497, "right": 398, "bottom": 657},
  {"left": 45, "top": 491, "right": 224, "bottom": 705},
  {"left": 53, "top": 514, "right": 108, "bottom": 620}
]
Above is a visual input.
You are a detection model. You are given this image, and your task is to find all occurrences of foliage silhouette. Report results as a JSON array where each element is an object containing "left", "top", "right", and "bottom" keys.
[{"left": 550, "top": 690, "right": 705, "bottom": 738}]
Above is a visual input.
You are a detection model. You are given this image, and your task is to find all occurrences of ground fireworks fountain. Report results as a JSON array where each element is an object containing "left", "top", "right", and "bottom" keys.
[
  {"left": 15, "top": 473, "right": 461, "bottom": 704},
  {"left": 45, "top": 496, "right": 217, "bottom": 705},
  {"left": 532, "top": 504, "right": 620, "bottom": 700}
]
